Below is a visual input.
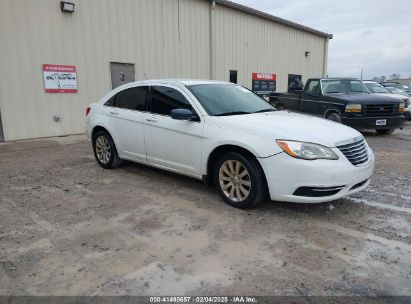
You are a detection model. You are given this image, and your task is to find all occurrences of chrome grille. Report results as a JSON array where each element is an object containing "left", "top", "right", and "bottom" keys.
[
  {"left": 364, "top": 104, "right": 397, "bottom": 116},
  {"left": 337, "top": 139, "right": 369, "bottom": 166}
]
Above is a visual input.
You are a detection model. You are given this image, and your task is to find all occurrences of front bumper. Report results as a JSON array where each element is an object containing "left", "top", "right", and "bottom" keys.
[
  {"left": 259, "top": 147, "right": 375, "bottom": 203},
  {"left": 342, "top": 115, "right": 405, "bottom": 129}
]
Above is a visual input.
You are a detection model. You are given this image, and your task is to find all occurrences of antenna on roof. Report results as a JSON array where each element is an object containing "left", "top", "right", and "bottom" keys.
[{"left": 143, "top": 72, "right": 149, "bottom": 80}]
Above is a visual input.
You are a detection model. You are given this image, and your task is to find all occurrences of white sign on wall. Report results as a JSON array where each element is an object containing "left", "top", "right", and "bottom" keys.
[{"left": 43, "top": 64, "right": 78, "bottom": 93}]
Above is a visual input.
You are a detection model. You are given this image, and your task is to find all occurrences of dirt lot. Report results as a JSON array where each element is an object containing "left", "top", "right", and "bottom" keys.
[{"left": 0, "top": 123, "right": 410, "bottom": 296}]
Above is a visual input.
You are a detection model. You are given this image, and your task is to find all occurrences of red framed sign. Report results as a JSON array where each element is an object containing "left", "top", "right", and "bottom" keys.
[
  {"left": 252, "top": 72, "right": 276, "bottom": 97},
  {"left": 43, "top": 64, "right": 78, "bottom": 93},
  {"left": 252, "top": 73, "right": 276, "bottom": 81}
]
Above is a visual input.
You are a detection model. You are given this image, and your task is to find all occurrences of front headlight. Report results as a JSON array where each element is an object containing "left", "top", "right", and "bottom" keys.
[
  {"left": 399, "top": 103, "right": 405, "bottom": 112},
  {"left": 276, "top": 140, "right": 339, "bottom": 160},
  {"left": 345, "top": 104, "right": 362, "bottom": 113}
]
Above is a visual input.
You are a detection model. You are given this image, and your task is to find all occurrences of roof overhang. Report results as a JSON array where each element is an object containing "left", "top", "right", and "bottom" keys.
[{"left": 207, "top": 0, "right": 333, "bottom": 39}]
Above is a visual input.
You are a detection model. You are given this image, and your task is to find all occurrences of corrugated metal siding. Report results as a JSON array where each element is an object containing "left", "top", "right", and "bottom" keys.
[
  {"left": 0, "top": 0, "right": 327, "bottom": 141},
  {"left": 0, "top": 0, "right": 210, "bottom": 140},
  {"left": 213, "top": 4, "right": 327, "bottom": 90}
]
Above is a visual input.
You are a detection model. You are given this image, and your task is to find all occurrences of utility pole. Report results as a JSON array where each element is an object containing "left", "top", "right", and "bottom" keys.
[{"left": 361, "top": 68, "right": 363, "bottom": 80}]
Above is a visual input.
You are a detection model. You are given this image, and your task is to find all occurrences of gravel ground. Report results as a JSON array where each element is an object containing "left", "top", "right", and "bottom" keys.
[{"left": 0, "top": 123, "right": 410, "bottom": 296}]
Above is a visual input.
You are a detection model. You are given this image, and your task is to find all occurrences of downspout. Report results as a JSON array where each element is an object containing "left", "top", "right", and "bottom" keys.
[
  {"left": 322, "top": 36, "right": 331, "bottom": 77},
  {"left": 209, "top": 1, "right": 216, "bottom": 80},
  {"left": 0, "top": 92, "right": 4, "bottom": 141}
]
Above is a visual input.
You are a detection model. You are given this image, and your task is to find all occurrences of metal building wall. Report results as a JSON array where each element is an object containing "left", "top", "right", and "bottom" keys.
[
  {"left": 212, "top": 4, "right": 328, "bottom": 90},
  {"left": 0, "top": 0, "right": 211, "bottom": 141},
  {"left": 0, "top": 0, "right": 328, "bottom": 141}
]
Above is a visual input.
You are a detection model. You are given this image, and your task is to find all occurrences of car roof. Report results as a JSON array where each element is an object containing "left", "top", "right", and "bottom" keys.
[
  {"left": 122, "top": 79, "right": 233, "bottom": 87},
  {"left": 320, "top": 77, "right": 360, "bottom": 80}
]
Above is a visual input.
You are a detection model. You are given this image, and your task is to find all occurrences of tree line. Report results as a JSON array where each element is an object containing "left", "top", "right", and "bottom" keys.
[{"left": 371, "top": 73, "right": 411, "bottom": 82}]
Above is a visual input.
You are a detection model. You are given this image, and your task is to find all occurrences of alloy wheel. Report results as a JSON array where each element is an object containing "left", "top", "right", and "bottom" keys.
[
  {"left": 218, "top": 160, "right": 251, "bottom": 202},
  {"left": 95, "top": 135, "right": 111, "bottom": 164}
]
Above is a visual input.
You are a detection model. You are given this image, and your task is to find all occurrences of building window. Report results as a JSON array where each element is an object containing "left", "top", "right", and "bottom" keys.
[
  {"left": 230, "top": 70, "right": 238, "bottom": 84},
  {"left": 288, "top": 74, "right": 303, "bottom": 92}
]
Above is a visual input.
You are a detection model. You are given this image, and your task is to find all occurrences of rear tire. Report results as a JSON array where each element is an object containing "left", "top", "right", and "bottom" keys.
[
  {"left": 326, "top": 112, "right": 342, "bottom": 123},
  {"left": 376, "top": 128, "right": 395, "bottom": 135},
  {"left": 214, "top": 152, "right": 268, "bottom": 209},
  {"left": 92, "top": 130, "right": 122, "bottom": 169}
]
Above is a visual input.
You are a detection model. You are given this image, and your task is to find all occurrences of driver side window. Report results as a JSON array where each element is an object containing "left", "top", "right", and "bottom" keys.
[
  {"left": 306, "top": 80, "right": 320, "bottom": 96},
  {"left": 150, "top": 86, "right": 192, "bottom": 116}
]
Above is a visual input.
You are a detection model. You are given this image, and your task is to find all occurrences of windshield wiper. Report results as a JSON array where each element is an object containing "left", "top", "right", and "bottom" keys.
[
  {"left": 214, "top": 111, "right": 251, "bottom": 116},
  {"left": 253, "top": 108, "right": 276, "bottom": 113}
]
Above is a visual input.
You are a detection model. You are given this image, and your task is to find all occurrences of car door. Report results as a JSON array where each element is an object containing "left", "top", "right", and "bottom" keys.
[
  {"left": 281, "top": 92, "right": 302, "bottom": 110},
  {"left": 105, "top": 85, "right": 149, "bottom": 161},
  {"left": 144, "top": 85, "right": 204, "bottom": 177},
  {"left": 283, "top": 75, "right": 303, "bottom": 110},
  {"left": 300, "top": 80, "right": 323, "bottom": 115}
]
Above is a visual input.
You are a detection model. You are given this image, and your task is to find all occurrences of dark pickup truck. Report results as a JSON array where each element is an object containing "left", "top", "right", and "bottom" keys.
[{"left": 269, "top": 78, "right": 406, "bottom": 135}]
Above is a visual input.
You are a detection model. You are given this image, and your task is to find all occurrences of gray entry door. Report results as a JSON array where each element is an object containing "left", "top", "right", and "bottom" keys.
[{"left": 110, "top": 62, "right": 135, "bottom": 89}]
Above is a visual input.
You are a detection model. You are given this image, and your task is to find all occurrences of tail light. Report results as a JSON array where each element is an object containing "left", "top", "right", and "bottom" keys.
[{"left": 86, "top": 106, "right": 91, "bottom": 117}]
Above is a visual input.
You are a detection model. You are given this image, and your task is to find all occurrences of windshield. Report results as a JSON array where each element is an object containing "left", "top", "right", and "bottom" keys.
[
  {"left": 187, "top": 84, "right": 276, "bottom": 116},
  {"left": 386, "top": 87, "right": 406, "bottom": 94},
  {"left": 321, "top": 79, "right": 370, "bottom": 94},
  {"left": 383, "top": 83, "right": 411, "bottom": 91},
  {"left": 365, "top": 82, "right": 390, "bottom": 93}
]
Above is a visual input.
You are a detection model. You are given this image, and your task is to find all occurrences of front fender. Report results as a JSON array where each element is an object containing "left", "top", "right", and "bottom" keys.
[{"left": 201, "top": 124, "right": 283, "bottom": 174}]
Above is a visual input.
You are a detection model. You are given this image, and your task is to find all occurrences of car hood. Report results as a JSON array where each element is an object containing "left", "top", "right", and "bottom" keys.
[
  {"left": 207, "top": 111, "right": 362, "bottom": 147},
  {"left": 371, "top": 93, "right": 409, "bottom": 102},
  {"left": 325, "top": 92, "right": 402, "bottom": 104}
]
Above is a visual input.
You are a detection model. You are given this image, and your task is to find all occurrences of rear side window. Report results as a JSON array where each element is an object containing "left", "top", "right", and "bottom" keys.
[
  {"left": 150, "top": 86, "right": 191, "bottom": 116},
  {"left": 104, "top": 95, "right": 116, "bottom": 106},
  {"left": 105, "top": 86, "right": 149, "bottom": 111}
]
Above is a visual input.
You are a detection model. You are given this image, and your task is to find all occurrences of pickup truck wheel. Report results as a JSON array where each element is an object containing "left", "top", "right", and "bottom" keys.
[
  {"left": 326, "top": 112, "right": 342, "bottom": 123},
  {"left": 215, "top": 152, "right": 267, "bottom": 209},
  {"left": 376, "top": 128, "right": 395, "bottom": 135}
]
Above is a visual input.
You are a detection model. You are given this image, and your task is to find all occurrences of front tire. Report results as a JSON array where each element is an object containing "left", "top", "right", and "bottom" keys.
[
  {"left": 376, "top": 128, "right": 395, "bottom": 135},
  {"left": 326, "top": 112, "right": 342, "bottom": 123},
  {"left": 93, "top": 131, "right": 122, "bottom": 169},
  {"left": 214, "top": 152, "right": 268, "bottom": 209}
]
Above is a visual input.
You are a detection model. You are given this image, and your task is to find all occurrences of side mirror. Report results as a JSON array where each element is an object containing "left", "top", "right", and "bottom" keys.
[{"left": 170, "top": 108, "right": 199, "bottom": 121}]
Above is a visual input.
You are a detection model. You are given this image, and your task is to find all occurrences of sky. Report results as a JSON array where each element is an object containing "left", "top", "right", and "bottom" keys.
[{"left": 232, "top": 0, "right": 411, "bottom": 80}]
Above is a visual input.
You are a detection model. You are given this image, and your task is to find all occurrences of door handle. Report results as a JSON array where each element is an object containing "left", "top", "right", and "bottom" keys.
[
  {"left": 109, "top": 111, "right": 119, "bottom": 115},
  {"left": 146, "top": 118, "right": 158, "bottom": 123}
]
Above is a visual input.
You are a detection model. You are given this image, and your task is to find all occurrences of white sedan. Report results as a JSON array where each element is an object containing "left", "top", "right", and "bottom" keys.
[{"left": 85, "top": 80, "right": 374, "bottom": 209}]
